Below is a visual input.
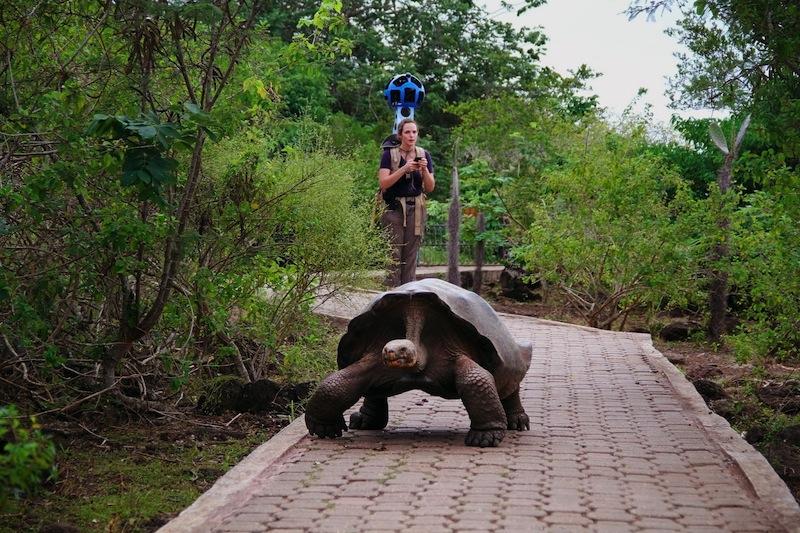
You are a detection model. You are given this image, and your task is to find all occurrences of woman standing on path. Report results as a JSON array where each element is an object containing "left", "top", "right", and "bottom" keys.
[{"left": 378, "top": 119, "right": 435, "bottom": 286}]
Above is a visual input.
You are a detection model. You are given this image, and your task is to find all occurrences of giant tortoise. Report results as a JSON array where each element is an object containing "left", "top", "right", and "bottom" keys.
[{"left": 305, "top": 278, "right": 532, "bottom": 447}]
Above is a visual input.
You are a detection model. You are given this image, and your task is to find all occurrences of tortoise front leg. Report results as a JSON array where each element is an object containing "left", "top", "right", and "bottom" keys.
[
  {"left": 454, "top": 356, "right": 506, "bottom": 447},
  {"left": 502, "top": 388, "right": 530, "bottom": 430},
  {"left": 305, "top": 354, "right": 380, "bottom": 438},
  {"left": 349, "top": 395, "right": 389, "bottom": 430}
]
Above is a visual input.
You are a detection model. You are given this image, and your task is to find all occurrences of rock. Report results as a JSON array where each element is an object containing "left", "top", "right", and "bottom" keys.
[
  {"left": 499, "top": 266, "right": 540, "bottom": 301},
  {"left": 762, "top": 440, "right": 800, "bottom": 483},
  {"left": 288, "top": 381, "right": 314, "bottom": 402},
  {"left": 658, "top": 319, "right": 701, "bottom": 341},
  {"left": 197, "top": 376, "right": 245, "bottom": 415},
  {"left": 664, "top": 352, "right": 687, "bottom": 364},
  {"left": 710, "top": 399, "right": 736, "bottom": 418},
  {"left": 745, "top": 425, "right": 767, "bottom": 444},
  {"left": 237, "top": 379, "right": 285, "bottom": 412},
  {"left": 40, "top": 525, "right": 81, "bottom": 533},
  {"left": 692, "top": 378, "right": 727, "bottom": 401},
  {"left": 198, "top": 377, "right": 312, "bottom": 414},
  {"left": 777, "top": 425, "right": 800, "bottom": 446},
  {"left": 686, "top": 363, "right": 723, "bottom": 381},
  {"left": 756, "top": 380, "right": 800, "bottom": 414}
]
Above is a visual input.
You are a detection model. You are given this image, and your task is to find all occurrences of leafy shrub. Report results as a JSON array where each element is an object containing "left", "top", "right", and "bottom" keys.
[
  {"left": 0, "top": 405, "right": 57, "bottom": 504},
  {"left": 513, "top": 119, "right": 702, "bottom": 329},
  {"left": 726, "top": 166, "right": 800, "bottom": 361},
  {"left": 177, "top": 121, "right": 389, "bottom": 381}
]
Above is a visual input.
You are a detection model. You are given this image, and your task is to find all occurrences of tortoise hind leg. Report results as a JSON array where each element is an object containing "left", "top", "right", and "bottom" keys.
[
  {"left": 349, "top": 396, "right": 389, "bottom": 430},
  {"left": 502, "top": 388, "right": 530, "bottom": 430},
  {"left": 454, "top": 356, "right": 506, "bottom": 447}
]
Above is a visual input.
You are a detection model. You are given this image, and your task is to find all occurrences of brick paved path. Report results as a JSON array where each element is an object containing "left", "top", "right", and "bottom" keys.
[{"left": 161, "top": 291, "right": 800, "bottom": 533}]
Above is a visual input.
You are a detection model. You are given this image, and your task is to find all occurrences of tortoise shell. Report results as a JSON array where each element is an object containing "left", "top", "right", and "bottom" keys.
[{"left": 337, "top": 278, "right": 531, "bottom": 397}]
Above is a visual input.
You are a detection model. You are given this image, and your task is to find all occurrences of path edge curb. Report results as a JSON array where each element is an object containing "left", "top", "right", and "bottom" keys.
[
  {"left": 157, "top": 414, "right": 309, "bottom": 533},
  {"left": 640, "top": 337, "right": 800, "bottom": 533}
]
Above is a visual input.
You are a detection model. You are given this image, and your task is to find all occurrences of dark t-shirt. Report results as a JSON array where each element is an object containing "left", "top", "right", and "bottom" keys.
[{"left": 380, "top": 148, "right": 434, "bottom": 204}]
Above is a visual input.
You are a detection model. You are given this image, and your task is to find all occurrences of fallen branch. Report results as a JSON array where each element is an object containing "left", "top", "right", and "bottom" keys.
[{"left": 225, "top": 412, "right": 242, "bottom": 427}]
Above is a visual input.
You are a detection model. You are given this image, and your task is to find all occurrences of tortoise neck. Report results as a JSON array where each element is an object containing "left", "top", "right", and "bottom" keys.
[{"left": 405, "top": 301, "right": 427, "bottom": 371}]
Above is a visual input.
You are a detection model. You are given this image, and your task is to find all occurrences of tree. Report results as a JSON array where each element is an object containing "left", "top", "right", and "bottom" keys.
[
  {"left": 514, "top": 118, "right": 700, "bottom": 329},
  {"left": 627, "top": 0, "right": 800, "bottom": 158},
  {"left": 707, "top": 115, "right": 750, "bottom": 339},
  {"left": 449, "top": 94, "right": 592, "bottom": 233},
  {"left": 0, "top": 0, "right": 360, "bottom": 411},
  {"left": 325, "top": 0, "right": 595, "bottom": 196}
]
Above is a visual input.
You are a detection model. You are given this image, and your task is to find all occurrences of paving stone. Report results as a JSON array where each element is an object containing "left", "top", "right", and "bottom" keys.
[
  {"left": 266, "top": 517, "right": 320, "bottom": 529},
  {"left": 591, "top": 521, "right": 636, "bottom": 533},
  {"left": 587, "top": 508, "right": 636, "bottom": 523},
  {"left": 548, "top": 525, "right": 590, "bottom": 533},
  {"left": 406, "top": 515, "right": 451, "bottom": 526},
  {"left": 542, "top": 512, "right": 592, "bottom": 526},
  {"left": 634, "top": 516, "right": 684, "bottom": 530},
  {"left": 214, "top": 521, "right": 265, "bottom": 532},
  {"left": 163, "top": 297, "right": 796, "bottom": 533}
]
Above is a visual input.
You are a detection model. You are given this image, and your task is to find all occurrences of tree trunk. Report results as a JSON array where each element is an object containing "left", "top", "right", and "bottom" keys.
[
  {"left": 708, "top": 153, "right": 734, "bottom": 340},
  {"left": 101, "top": 130, "right": 207, "bottom": 394},
  {"left": 473, "top": 211, "right": 485, "bottom": 294},
  {"left": 447, "top": 161, "right": 461, "bottom": 286}
]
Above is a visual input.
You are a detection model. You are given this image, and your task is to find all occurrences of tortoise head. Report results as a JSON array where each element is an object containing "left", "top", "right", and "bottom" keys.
[
  {"left": 382, "top": 339, "right": 420, "bottom": 370},
  {"left": 381, "top": 299, "right": 427, "bottom": 372}
]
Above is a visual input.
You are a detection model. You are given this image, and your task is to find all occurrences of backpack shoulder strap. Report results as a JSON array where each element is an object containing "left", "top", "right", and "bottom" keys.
[{"left": 390, "top": 147, "right": 400, "bottom": 173}]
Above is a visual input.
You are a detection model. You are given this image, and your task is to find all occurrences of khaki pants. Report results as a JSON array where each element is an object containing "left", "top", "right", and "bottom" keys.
[{"left": 381, "top": 204, "right": 426, "bottom": 287}]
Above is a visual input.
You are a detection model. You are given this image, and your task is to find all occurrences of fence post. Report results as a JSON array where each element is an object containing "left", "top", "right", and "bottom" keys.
[
  {"left": 447, "top": 149, "right": 460, "bottom": 286},
  {"left": 474, "top": 211, "right": 485, "bottom": 294}
]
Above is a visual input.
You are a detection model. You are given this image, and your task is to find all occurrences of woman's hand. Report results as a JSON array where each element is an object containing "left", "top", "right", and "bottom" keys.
[
  {"left": 402, "top": 160, "right": 419, "bottom": 173},
  {"left": 417, "top": 156, "right": 428, "bottom": 172}
]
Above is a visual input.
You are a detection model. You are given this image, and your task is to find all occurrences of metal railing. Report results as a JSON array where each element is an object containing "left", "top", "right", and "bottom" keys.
[
  {"left": 423, "top": 223, "right": 475, "bottom": 253},
  {"left": 420, "top": 223, "right": 474, "bottom": 265}
]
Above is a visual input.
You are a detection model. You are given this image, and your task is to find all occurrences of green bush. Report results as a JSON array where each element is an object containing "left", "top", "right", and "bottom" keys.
[
  {"left": 726, "top": 166, "right": 800, "bottom": 361},
  {"left": 0, "top": 405, "right": 57, "bottom": 505},
  {"left": 179, "top": 120, "right": 389, "bottom": 381},
  {"left": 513, "top": 118, "right": 702, "bottom": 329}
]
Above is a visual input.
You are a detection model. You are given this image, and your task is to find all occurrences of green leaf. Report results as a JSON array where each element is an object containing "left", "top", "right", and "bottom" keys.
[
  {"left": 136, "top": 169, "right": 151, "bottom": 184},
  {"left": 86, "top": 114, "right": 116, "bottom": 137},
  {"left": 183, "top": 101, "right": 203, "bottom": 116},
  {"left": 137, "top": 125, "right": 157, "bottom": 140},
  {"left": 694, "top": 0, "right": 707, "bottom": 15},
  {"left": 201, "top": 126, "right": 220, "bottom": 142},
  {"left": 121, "top": 169, "right": 138, "bottom": 186}
]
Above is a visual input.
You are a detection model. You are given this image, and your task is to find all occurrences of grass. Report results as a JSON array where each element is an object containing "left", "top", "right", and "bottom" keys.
[{"left": 1, "top": 422, "right": 275, "bottom": 533}]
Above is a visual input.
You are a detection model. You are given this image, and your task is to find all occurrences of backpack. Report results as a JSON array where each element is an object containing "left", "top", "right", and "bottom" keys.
[
  {"left": 388, "top": 145, "right": 425, "bottom": 175},
  {"left": 372, "top": 145, "right": 427, "bottom": 231}
]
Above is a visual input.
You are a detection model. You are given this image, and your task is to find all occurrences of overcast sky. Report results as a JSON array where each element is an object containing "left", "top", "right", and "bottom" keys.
[{"left": 482, "top": 0, "right": 722, "bottom": 126}]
